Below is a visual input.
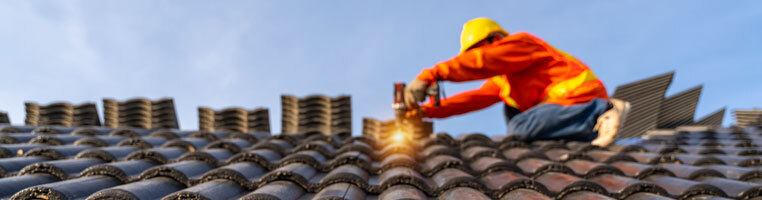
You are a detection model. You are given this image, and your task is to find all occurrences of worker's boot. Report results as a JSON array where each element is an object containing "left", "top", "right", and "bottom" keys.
[{"left": 592, "top": 98, "right": 631, "bottom": 147}]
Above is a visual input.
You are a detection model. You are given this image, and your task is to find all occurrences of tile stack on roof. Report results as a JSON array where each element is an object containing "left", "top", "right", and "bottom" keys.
[
  {"left": 362, "top": 118, "right": 433, "bottom": 141},
  {"left": 657, "top": 86, "right": 702, "bottom": 129},
  {"left": 198, "top": 107, "right": 271, "bottom": 133},
  {"left": 281, "top": 95, "right": 351, "bottom": 137},
  {"left": 2, "top": 124, "right": 762, "bottom": 199},
  {"left": 734, "top": 109, "right": 762, "bottom": 127},
  {"left": 612, "top": 72, "right": 674, "bottom": 138},
  {"left": 23, "top": 102, "right": 100, "bottom": 127},
  {"left": 247, "top": 108, "right": 271, "bottom": 133},
  {"left": 23, "top": 103, "right": 39, "bottom": 126},
  {"left": 612, "top": 72, "right": 725, "bottom": 138},
  {"left": 0, "top": 112, "right": 8, "bottom": 124},
  {"left": 73, "top": 103, "right": 101, "bottom": 127},
  {"left": 695, "top": 108, "right": 727, "bottom": 126},
  {"left": 103, "top": 98, "right": 179, "bottom": 129},
  {"left": 362, "top": 118, "right": 390, "bottom": 138},
  {"left": 151, "top": 98, "right": 180, "bottom": 129}
]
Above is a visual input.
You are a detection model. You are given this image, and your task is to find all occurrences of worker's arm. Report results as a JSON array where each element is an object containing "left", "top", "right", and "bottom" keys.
[
  {"left": 421, "top": 79, "right": 502, "bottom": 118},
  {"left": 416, "top": 33, "right": 550, "bottom": 83}
]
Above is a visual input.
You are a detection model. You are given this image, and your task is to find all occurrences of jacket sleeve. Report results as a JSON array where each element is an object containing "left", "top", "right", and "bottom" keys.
[
  {"left": 422, "top": 79, "right": 502, "bottom": 118},
  {"left": 416, "top": 33, "right": 551, "bottom": 83}
]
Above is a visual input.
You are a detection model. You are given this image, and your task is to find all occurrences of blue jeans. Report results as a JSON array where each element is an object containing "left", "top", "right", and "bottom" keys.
[{"left": 505, "top": 98, "right": 611, "bottom": 142}]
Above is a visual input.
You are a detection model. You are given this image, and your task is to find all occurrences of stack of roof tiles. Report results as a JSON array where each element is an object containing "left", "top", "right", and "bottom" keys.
[
  {"left": 24, "top": 102, "right": 101, "bottom": 127},
  {"left": 0, "top": 112, "right": 8, "bottom": 124},
  {"left": 73, "top": 103, "right": 101, "bottom": 126},
  {"left": 198, "top": 107, "right": 271, "bottom": 133},
  {"left": 3, "top": 124, "right": 762, "bottom": 199},
  {"left": 103, "top": 98, "right": 179, "bottom": 129},
  {"left": 362, "top": 118, "right": 433, "bottom": 140},
  {"left": 734, "top": 109, "right": 762, "bottom": 127},
  {"left": 281, "top": 95, "right": 351, "bottom": 137},
  {"left": 611, "top": 72, "right": 726, "bottom": 138}
]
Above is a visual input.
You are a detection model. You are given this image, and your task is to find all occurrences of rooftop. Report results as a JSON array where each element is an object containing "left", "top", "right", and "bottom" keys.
[
  {"left": 0, "top": 73, "right": 755, "bottom": 199},
  {"left": 2, "top": 124, "right": 762, "bottom": 199}
]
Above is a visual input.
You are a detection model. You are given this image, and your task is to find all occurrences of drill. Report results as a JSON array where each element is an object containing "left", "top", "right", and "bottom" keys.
[{"left": 392, "top": 81, "right": 440, "bottom": 127}]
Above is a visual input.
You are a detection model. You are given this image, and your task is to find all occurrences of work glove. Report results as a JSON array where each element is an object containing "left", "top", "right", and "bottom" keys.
[
  {"left": 405, "top": 107, "right": 425, "bottom": 120},
  {"left": 404, "top": 79, "right": 428, "bottom": 108}
]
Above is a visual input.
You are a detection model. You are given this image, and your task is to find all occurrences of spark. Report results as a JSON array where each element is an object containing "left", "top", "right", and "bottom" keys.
[{"left": 392, "top": 131, "right": 406, "bottom": 143}]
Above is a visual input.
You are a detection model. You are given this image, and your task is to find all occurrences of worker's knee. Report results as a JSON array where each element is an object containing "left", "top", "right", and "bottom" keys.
[{"left": 506, "top": 114, "right": 544, "bottom": 141}]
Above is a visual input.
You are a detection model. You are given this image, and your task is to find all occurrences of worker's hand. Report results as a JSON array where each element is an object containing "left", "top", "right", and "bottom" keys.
[
  {"left": 404, "top": 107, "right": 425, "bottom": 124},
  {"left": 404, "top": 79, "right": 428, "bottom": 108},
  {"left": 405, "top": 107, "right": 425, "bottom": 119}
]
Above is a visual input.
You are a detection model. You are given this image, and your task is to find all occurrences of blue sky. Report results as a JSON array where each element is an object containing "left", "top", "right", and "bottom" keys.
[{"left": 1, "top": 1, "right": 760, "bottom": 136}]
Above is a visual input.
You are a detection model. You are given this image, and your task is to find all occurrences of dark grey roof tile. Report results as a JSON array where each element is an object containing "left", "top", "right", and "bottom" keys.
[
  {"left": 312, "top": 183, "right": 366, "bottom": 200},
  {"left": 259, "top": 163, "right": 317, "bottom": 189},
  {"left": 204, "top": 138, "right": 252, "bottom": 153},
  {"left": 23, "top": 145, "right": 92, "bottom": 160},
  {"left": 0, "top": 156, "right": 50, "bottom": 176},
  {"left": 0, "top": 134, "right": 37, "bottom": 144},
  {"left": 239, "top": 180, "right": 305, "bottom": 200},
  {"left": 80, "top": 159, "right": 157, "bottom": 183},
  {"left": 161, "top": 180, "right": 247, "bottom": 200},
  {"left": 125, "top": 147, "right": 188, "bottom": 164},
  {"left": 12, "top": 175, "right": 121, "bottom": 200},
  {"left": 18, "top": 158, "right": 104, "bottom": 180},
  {"left": 226, "top": 149, "right": 282, "bottom": 168},
  {"left": 200, "top": 162, "right": 267, "bottom": 188},
  {"left": 138, "top": 160, "right": 215, "bottom": 186},
  {"left": 75, "top": 146, "right": 141, "bottom": 162},
  {"left": 0, "top": 174, "right": 58, "bottom": 199},
  {"left": 87, "top": 177, "right": 185, "bottom": 200},
  {"left": 177, "top": 149, "right": 233, "bottom": 166},
  {"left": 29, "top": 134, "right": 86, "bottom": 145},
  {"left": 160, "top": 137, "right": 212, "bottom": 152},
  {"left": 116, "top": 136, "right": 170, "bottom": 149},
  {"left": 319, "top": 164, "right": 369, "bottom": 189},
  {"left": 0, "top": 143, "right": 47, "bottom": 158},
  {"left": 73, "top": 135, "right": 128, "bottom": 147}
]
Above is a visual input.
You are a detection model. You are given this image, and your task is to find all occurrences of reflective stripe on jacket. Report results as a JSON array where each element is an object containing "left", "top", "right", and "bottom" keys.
[{"left": 418, "top": 32, "right": 609, "bottom": 118}]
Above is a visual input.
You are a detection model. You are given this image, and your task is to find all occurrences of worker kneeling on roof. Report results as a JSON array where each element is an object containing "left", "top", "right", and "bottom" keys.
[{"left": 405, "top": 17, "right": 630, "bottom": 147}]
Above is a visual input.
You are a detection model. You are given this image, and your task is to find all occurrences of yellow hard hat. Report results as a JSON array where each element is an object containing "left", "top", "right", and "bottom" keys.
[{"left": 460, "top": 17, "right": 509, "bottom": 53}]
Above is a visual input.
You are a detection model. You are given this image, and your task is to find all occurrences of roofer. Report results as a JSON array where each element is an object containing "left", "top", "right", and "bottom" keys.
[{"left": 404, "top": 17, "right": 630, "bottom": 146}]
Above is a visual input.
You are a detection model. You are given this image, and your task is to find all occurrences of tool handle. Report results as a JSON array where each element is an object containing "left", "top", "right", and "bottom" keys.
[
  {"left": 394, "top": 82, "right": 406, "bottom": 104},
  {"left": 427, "top": 81, "right": 441, "bottom": 108}
]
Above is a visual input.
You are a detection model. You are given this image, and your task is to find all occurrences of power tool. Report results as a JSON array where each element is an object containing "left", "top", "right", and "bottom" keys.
[{"left": 392, "top": 81, "right": 441, "bottom": 127}]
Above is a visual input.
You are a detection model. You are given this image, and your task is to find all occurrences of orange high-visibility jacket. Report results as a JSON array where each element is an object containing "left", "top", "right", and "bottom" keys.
[{"left": 417, "top": 32, "right": 609, "bottom": 118}]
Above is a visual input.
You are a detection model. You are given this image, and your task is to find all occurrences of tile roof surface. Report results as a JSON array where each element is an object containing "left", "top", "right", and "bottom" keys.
[
  {"left": 0, "top": 73, "right": 739, "bottom": 199},
  {"left": 1, "top": 124, "right": 762, "bottom": 199}
]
